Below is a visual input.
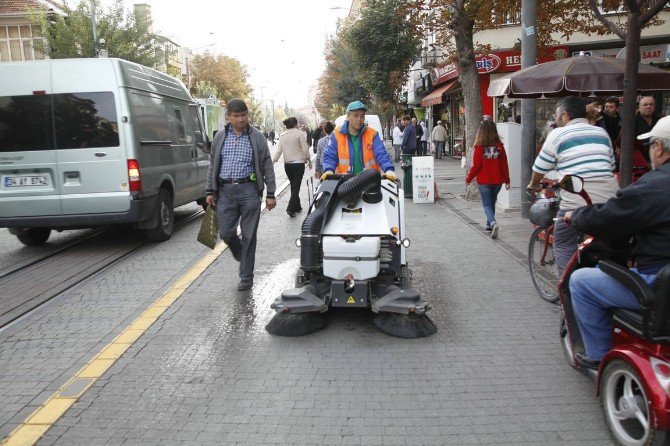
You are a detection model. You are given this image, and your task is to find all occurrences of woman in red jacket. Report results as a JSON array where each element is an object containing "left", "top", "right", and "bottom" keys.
[{"left": 465, "top": 119, "right": 510, "bottom": 239}]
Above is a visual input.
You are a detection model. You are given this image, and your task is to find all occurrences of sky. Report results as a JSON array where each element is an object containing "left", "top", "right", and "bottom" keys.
[{"left": 108, "top": 0, "right": 354, "bottom": 108}]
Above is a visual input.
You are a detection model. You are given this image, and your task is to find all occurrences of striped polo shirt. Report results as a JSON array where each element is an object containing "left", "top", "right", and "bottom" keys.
[{"left": 533, "top": 118, "right": 617, "bottom": 210}]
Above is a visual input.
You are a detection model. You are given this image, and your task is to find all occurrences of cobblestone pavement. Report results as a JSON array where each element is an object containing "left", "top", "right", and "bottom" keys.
[{"left": 0, "top": 153, "right": 615, "bottom": 445}]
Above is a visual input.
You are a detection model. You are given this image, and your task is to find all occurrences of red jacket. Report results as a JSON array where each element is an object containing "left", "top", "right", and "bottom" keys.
[{"left": 465, "top": 142, "right": 510, "bottom": 185}]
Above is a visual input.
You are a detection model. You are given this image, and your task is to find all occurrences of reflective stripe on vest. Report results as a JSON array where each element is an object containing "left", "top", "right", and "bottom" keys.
[{"left": 333, "top": 126, "right": 380, "bottom": 174}]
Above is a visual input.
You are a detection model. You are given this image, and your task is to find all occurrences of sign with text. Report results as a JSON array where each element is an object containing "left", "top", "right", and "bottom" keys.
[
  {"left": 432, "top": 46, "right": 570, "bottom": 84},
  {"left": 571, "top": 44, "right": 669, "bottom": 64},
  {"left": 412, "top": 156, "right": 435, "bottom": 204}
]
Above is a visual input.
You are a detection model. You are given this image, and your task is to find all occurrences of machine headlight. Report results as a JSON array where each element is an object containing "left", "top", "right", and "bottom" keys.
[
  {"left": 295, "top": 238, "right": 301, "bottom": 247},
  {"left": 402, "top": 238, "right": 411, "bottom": 248},
  {"left": 651, "top": 357, "right": 670, "bottom": 394}
]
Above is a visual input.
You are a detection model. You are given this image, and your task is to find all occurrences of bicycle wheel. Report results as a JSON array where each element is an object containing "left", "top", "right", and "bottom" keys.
[{"left": 528, "top": 226, "right": 559, "bottom": 303}]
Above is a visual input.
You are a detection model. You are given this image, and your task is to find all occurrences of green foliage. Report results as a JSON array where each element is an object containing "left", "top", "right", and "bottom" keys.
[
  {"left": 194, "top": 80, "right": 219, "bottom": 99},
  {"left": 344, "top": 0, "right": 422, "bottom": 107},
  {"left": 30, "top": 0, "right": 165, "bottom": 68},
  {"left": 189, "top": 52, "right": 251, "bottom": 105}
]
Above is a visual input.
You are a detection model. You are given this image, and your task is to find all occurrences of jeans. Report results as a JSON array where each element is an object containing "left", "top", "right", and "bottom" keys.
[
  {"left": 284, "top": 163, "right": 305, "bottom": 214},
  {"left": 570, "top": 266, "right": 657, "bottom": 360},
  {"left": 392, "top": 144, "right": 401, "bottom": 162},
  {"left": 434, "top": 141, "right": 445, "bottom": 158},
  {"left": 477, "top": 184, "right": 502, "bottom": 227},
  {"left": 216, "top": 182, "right": 261, "bottom": 281},
  {"left": 553, "top": 210, "right": 580, "bottom": 278}
]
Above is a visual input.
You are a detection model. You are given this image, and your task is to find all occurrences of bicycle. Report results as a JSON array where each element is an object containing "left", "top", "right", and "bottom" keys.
[{"left": 528, "top": 180, "right": 560, "bottom": 303}]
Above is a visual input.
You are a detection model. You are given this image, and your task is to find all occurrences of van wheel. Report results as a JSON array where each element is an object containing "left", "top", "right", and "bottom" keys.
[
  {"left": 16, "top": 228, "right": 51, "bottom": 246},
  {"left": 146, "top": 189, "right": 174, "bottom": 242}
]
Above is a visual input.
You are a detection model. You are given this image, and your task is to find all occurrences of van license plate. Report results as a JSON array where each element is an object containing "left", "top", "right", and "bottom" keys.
[{"left": 4, "top": 176, "right": 50, "bottom": 187}]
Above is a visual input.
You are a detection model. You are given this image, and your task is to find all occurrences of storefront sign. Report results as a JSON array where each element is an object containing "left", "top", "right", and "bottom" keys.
[
  {"left": 476, "top": 54, "right": 502, "bottom": 74},
  {"left": 571, "top": 44, "right": 668, "bottom": 64},
  {"left": 432, "top": 45, "right": 569, "bottom": 84}
]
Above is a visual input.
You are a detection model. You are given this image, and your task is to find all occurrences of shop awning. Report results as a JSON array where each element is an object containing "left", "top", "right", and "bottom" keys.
[{"left": 420, "top": 80, "right": 460, "bottom": 107}]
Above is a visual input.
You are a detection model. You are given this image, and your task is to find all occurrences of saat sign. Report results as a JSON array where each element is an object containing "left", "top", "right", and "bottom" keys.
[{"left": 475, "top": 54, "right": 501, "bottom": 74}]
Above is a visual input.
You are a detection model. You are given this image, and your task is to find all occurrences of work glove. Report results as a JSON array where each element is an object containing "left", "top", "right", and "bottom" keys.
[
  {"left": 383, "top": 171, "right": 398, "bottom": 182},
  {"left": 321, "top": 171, "right": 334, "bottom": 181}
]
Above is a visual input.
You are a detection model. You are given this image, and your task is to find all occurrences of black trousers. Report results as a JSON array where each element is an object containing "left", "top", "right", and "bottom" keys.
[{"left": 284, "top": 163, "right": 305, "bottom": 213}]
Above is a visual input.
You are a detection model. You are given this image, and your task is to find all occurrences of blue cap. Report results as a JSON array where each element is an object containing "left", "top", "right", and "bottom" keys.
[{"left": 346, "top": 100, "right": 367, "bottom": 112}]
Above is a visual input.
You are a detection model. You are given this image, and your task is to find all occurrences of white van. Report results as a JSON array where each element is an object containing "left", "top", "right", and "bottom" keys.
[
  {"left": 334, "top": 114, "right": 384, "bottom": 137},
  {"left": 0, "top": 58, "right": 210, "bottom": 245}
]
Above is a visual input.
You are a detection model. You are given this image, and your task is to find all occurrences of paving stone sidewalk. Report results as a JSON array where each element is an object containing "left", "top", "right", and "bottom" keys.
[{"left": 34, "top": 157, "right": 614, "bottom": 445}]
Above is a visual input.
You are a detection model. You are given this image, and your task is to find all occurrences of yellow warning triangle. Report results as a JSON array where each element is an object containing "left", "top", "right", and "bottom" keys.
[{"left": 347, "top": 296, "right": 356, "bottom": 304}]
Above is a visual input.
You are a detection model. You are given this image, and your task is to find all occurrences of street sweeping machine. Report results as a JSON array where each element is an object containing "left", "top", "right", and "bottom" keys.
[{"left": 265, "top": 169, "right": 437, "bottom": 338}]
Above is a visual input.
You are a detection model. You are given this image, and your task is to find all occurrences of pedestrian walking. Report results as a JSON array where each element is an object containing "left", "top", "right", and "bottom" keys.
[
  {"left": 392, "top": 120, "right": 403, "bottom": 162},
  {"left": 413, "top": 117, "right": 423, "bottom": 155},
  {"left": 312, "top": 119, "right": 326, "bottom": 154},
  {"left": 431, "top": 120, "right": 447, "bottom": 159},
  {"left": 205, "top": 99, "right": 277, "bottom": 291},
  {"left": 321, "top": 101, "right": 396, "bottom": 181},
  {"left": 419, "top": 120, "right": 428, "bottom": 155},
  {"left": 268, "top": 129, "right": 276, "bottom": 145},
  {"left": 527, "top": 96, "right": 618, "bottom": 277},
  {"left": 273, "top": 117, "right": 311, "bottom": 217},
  {"left": 465, "top": 119, "right": 510, "bottom": 239},
  {"left": 401, "top": 115, "right": 417, "bottom": 156},
  {"left": 315, "top": 121, "right": 335, "bottom": 178}
]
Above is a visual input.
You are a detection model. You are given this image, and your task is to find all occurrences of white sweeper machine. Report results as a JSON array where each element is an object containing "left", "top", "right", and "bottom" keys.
[{"left": 265, "top": 169, "right": 437, "bottom": 338}]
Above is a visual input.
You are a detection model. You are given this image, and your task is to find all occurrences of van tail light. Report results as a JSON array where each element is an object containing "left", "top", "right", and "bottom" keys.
[{"left": 127, "top": 159, "right": 142, "bottom": 191}]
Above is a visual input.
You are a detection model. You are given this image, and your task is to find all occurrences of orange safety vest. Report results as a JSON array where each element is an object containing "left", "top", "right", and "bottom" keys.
[{"left": 333, "top": 126, "right": 381, "bottom": 174}]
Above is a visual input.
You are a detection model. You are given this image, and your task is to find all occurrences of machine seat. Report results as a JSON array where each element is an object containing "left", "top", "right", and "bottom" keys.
[{"left": 600, "top": 261, "right": 670, "bottom": 343}]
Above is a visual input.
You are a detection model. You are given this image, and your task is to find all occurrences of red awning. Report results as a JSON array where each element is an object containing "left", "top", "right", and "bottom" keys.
[{"left": 420, "top": 80, "right": 460, "bottom": 107}]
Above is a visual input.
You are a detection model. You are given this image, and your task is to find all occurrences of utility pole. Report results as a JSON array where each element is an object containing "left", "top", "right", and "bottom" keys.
[
  {"left": 91, "top": 0, "right": 98, "bottom": 57},
  {"left": 520, "top": 0, "right": 537, "bottom": 218}
]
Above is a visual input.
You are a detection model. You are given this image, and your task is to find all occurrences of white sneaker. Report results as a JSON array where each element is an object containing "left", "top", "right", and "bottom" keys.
[{"left": 491, "top": 223, "right": 499, "bottom": 239}]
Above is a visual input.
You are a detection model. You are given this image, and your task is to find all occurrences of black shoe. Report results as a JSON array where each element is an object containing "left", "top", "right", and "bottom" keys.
[
  {"left": 485, "top": 226, "right": 492, "bottom": 232},
  {"left": 237, "top": 279, "right": 253, "bottom": 291},
  {"left": 287, "top": 211, "right": 296, "bottom": 217},
  {"left": 575, "top": 352, "right": 601, "bottom": 370}
]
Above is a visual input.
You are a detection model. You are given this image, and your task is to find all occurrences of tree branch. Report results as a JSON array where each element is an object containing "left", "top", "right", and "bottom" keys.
[
  {"left": 640, "top": 0, "right": 668, "bottom": 25},
  {"left": 588, "top": 0, "right": 626, "bottom": 40}
]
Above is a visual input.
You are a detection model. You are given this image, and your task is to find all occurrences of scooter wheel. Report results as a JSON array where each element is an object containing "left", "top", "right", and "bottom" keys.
[
  {"left": 600, "top": 359, "right": 667, "bottom": 446},
  {"left": 560, "top": 316, "right": 576, "bottom": 369}
]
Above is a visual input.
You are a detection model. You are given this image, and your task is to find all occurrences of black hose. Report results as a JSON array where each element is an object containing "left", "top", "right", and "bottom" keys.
[{"left": 337, "top": 169, "right": 381, "bottom": 203}]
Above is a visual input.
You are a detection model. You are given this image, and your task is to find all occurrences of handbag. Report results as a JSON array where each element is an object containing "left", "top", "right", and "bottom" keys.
[{"left": 197, "top": 205, "right": 218, "bottom": 249}]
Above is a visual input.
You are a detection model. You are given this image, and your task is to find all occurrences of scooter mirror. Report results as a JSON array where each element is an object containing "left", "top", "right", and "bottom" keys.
[{"left": 559, "top": 175, "right": 584, "bottom": 194}]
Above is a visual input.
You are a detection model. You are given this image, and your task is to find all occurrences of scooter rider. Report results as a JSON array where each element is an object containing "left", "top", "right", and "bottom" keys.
[
  {"left": 564, "top": 115, "right": 670, "bottom": 369},
  {"left": 321, "top": 101, "right": 397, "bottom": 181}
]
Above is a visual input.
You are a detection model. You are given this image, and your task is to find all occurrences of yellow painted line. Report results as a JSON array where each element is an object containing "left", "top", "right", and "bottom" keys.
[{"left": 1, "top": 179, "right": 292, "bottom": 446}]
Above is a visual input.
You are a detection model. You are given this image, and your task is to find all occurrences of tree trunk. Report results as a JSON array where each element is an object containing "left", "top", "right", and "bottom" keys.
[
  {"left": 619, "top": 9, "right": 641, "bottom": 188},
  {"left": 453, "top": 13, "right": 482, "bottom": 199}
]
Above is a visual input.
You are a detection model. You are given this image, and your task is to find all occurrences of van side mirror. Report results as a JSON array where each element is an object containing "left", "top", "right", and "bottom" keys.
[{"left": 195, "top": 131, "right": 212, "bottom": 154}]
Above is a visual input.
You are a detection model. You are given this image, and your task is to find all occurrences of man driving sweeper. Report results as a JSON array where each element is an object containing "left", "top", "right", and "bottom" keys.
[{"left": 321, "top": 101, "right": 396, "bottom": 181}]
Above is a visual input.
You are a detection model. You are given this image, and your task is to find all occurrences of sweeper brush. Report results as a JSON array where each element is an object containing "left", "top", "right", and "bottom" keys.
[{"left": 265, "top": 169, "right": 436, "bottom": 338}]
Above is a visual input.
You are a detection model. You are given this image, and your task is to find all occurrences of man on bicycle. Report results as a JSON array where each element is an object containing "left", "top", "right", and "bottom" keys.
[
  {"left": 527, "top": 96, "right": 618, "bottom": 277},
  {"left": 564, "top": 115, "right": 670, "bottom": 369}
]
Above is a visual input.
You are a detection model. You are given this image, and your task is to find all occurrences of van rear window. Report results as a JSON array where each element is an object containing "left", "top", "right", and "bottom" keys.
[
  {"left": 0, "top": 95, "right": 53, "bottom": 151},
  {"left": 0, "top": 92, "right": 119, "bottom": 152}
]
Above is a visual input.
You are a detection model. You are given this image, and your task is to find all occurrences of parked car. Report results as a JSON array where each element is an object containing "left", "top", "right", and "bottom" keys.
[{"left": 0, "top": 58, "right": 210, "bottom": 245}]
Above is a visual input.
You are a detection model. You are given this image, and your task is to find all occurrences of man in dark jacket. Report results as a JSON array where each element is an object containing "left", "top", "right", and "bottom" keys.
[
  {"left": 565, "top": 115, "right": 670, "bottom": 369},
  {"left": 401, "top": 115, "right": 417, "bottom": 155},
  {"left": 205, "top": 99, "right": 277, "bottom": 291},
  {"left": 312, "top": 119, "right": 326, "bottom": 153}
]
